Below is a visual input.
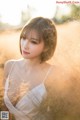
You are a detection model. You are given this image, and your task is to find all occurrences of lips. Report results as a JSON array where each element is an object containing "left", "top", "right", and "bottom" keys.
[{"left": 23, "top": 50, "right": 30, "bottom": 54}]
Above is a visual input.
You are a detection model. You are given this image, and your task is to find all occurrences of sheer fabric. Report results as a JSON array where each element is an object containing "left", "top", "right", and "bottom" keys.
[{"left": 4, "top": 60, "right": 52, "bottom": 120}]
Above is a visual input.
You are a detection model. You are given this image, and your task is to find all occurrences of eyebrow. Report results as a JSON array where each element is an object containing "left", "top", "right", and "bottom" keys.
[{"left": 31, "top": 38, "right": 39, "bottom": 41}]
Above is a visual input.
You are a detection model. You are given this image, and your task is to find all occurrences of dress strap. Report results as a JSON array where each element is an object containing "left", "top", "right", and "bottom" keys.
[
  {"left": 8, "top": 60, "right": 16, "bottom": 78},
  {"left": 43, "top": 65, "right": 53, "bottom": 83},
  {"left": 5, "top": 60, "right": 16, "bottom": 91}
]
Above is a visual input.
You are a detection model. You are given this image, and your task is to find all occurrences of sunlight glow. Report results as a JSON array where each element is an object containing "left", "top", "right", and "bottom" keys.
[
  {"left": 62, "top": 6, "right": 71, "bottom": 15},
  {"left": 57, "top": 5, "right": 71, "bottom": 16},
  {"left": 56, "top": 4, "right": 71, "bottom": 19},
  {"left": 27, "top": 0, "right": 56, "bottom": 18},
  {"left": 0, "top": 0, "right": 56, "bottom": 26},
  {"left": 0, "top": 0, "right": 25, "bottom": 25}
]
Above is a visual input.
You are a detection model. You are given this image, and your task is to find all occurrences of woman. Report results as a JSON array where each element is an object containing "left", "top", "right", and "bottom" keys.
[{"left": 3, "top": 17, "right": 68, "bottom": 120}]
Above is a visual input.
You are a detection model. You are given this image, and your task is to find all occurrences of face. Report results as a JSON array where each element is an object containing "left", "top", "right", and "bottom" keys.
[{"left": 20, "top": 30, "right": 45, "bottom": 60}]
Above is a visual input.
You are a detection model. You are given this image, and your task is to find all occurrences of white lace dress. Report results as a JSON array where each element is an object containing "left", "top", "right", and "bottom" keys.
[{"left": 4, "top": 60, "right": 52, "bottom": 120}]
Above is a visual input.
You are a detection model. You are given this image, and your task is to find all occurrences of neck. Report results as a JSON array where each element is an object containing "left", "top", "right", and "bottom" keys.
[{"left": 23, "top": 58, "right": 43, "bottom": 69}]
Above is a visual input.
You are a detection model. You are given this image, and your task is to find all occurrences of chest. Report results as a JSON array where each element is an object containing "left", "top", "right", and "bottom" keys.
[{"left": 7, "top": 68, "right": 47, "bottom": 105}]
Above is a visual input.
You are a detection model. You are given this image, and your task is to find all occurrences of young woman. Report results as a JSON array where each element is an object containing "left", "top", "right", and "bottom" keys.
[{"left": 3, "top": 17, "right": 68, "bottom": 120}]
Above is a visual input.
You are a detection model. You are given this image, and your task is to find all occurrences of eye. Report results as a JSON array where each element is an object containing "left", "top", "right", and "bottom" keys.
[{"left": 31, "top": 40, "right": 38, "bottom": 44}]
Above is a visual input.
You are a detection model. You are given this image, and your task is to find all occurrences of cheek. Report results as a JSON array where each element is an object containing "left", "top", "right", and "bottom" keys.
[
  {"left": 20, "top": 40, "right": 26, "bottom": 49},
  {"left": 32, "top": 43, "right": 44, "bottom": 54}
]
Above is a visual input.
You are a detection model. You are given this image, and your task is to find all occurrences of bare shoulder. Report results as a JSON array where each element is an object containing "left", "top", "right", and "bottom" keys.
[
  {"left": 4, "top": 58, "right": 23, "bottom": 70},
  {"left": 4, "top": 59, "right": 18, "bottom": 73},
  {"left": 3, "top": 58, "right": 23, "bottom": 86},
  {"left": 4, "top": 59, "right": 15, "bottom": 74},
  {"left": 4, "top": 59, "right": 15, "bottom": 67}
]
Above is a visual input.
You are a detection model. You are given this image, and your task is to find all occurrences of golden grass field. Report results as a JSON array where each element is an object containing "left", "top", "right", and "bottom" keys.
[{"left": 0, "top": 21, "right": 80, "bottom": 119}]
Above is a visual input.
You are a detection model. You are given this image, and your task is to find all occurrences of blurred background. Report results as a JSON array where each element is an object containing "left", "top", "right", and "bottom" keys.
[{"left": 0, "top": 0, "right": 80, "bottom": 119}]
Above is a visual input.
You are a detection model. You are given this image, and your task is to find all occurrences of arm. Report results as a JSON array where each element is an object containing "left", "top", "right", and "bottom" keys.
[
  {"left": 3, "top": 60, "right": 15, "bottom": 87},
  {"left": 3, "top": 60, "right": 15, "bottom": 119}
]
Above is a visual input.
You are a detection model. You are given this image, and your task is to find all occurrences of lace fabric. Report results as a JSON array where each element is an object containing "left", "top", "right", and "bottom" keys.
[{"left": 4, "top": 59, "right": 52, "bottom": 120}]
